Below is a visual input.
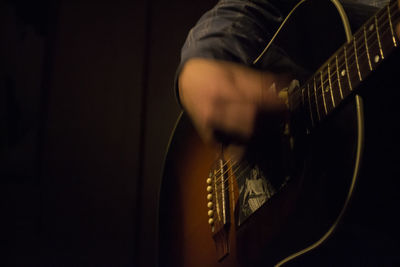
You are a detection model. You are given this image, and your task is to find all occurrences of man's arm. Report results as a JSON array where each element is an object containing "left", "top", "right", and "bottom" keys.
[
  {"left": 179, "top": 58, "right": 291, "bottom": 145},
  {"left": 177, "top": 0, "right": 400, "bottom": 146},
  {"left": 177, "top": 0, "right": 297, "bottom": 145}
]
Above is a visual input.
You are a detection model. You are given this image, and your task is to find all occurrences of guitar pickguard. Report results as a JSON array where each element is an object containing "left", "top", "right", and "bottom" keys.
[{"left": 236, "top": 164, "right": 277, "bottom": 225}]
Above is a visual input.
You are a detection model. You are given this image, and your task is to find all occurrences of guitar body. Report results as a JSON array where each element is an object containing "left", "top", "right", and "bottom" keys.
[{"left": 159, "top": 1, "right": 400, "bottom": 266}]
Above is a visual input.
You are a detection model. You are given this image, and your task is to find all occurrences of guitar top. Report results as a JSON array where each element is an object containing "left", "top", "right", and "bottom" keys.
[{"left": 159, "top": 0, "right": 400, "bottom": 266}]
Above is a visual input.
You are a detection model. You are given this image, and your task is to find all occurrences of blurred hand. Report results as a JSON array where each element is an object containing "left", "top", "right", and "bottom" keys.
[{"left": 178, "top": 58, "right": 292, "bottom": 147}]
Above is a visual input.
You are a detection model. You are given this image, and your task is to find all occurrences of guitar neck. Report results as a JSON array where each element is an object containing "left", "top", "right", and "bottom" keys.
[{"left": 295, "top": 1, "right": 399, "bottom": 129}]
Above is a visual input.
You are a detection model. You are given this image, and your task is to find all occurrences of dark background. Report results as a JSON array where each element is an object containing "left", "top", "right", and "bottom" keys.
[{"left": 0, "top": 0, "right": 216, "bottom": 266}]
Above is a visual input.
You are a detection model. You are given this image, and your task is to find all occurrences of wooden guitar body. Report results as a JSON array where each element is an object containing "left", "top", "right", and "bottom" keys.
[{"left": 158, "top": 1, "right": 400, "bottom": 266}]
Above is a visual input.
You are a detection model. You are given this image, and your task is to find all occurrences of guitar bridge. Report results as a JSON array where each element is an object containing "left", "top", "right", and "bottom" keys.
[{"left": 207, "top": 157, "right": 232, "bottom": 260}]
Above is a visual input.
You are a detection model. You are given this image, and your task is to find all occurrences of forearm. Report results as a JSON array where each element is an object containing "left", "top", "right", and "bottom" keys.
[{"left": 178, "top": 58, "right": 290, "bottom": 144}]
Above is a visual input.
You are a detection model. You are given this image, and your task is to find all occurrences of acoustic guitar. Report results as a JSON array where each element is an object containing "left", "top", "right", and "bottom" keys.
[{"left": 159, "top": 0, "right": 400, "bottom": 266}]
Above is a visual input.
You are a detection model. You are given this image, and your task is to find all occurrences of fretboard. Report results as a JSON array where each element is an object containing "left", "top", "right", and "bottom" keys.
[{"left": 297, "top": 1, "right": 399, "bottom": 128}]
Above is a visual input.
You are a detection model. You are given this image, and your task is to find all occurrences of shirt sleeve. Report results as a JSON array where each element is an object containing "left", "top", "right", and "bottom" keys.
[
  {"left": 175, "top": 0, "right": 298, "bottom": 106},
  {"left": 180, "top": 0, "right": 297, "bottom": 66}
]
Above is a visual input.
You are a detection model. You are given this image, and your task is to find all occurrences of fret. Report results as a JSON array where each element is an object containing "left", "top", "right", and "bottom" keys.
[
  {"left": 363, "top": 25, "right": 373, "bottom": 71},
  {"left": 329, "top": 57, "right": 343, "bottom": 107},
  {"left": 307, "top": 83, "right": 315, "bottom": 127},
  {"left": 320, "top": 71, "right": 328, "bottom": 115},
  {"left": 387, "top": 4, "right": 398, "bottom": 47},
  {"left": 365, "top": 21, "right": 382, "bottom": 69},
  {"left": 327, "top": 62, "right": 336, "bottom": 108},
  {"left": 335, "top": 55, "right": 344, "bottom": 99},
  {"left": 343, "top": 45, "right": 353, "bottom": 91},
  {"left": 313, "top": 76, "right": 321, "bottom": 122},
  {"left": 343, "top": 40, "right": 364, "bottom": 94},
  {"left": 353, "top": 30, "right": 371, "bottom": 81},
  {"left": 347, "top": 67, "right": 361, "bottom": 91},
  {"left": 297, "top": 1, "right": 400, "bottom": 132},
  {"left": 377, "top": 5, "right": 398, "bottom": 60},
  {"left": 337, "top": 51, "right": 353, "bottom": 98},
  {"left": 381, "top": 29, "right": 397, "bottom": 53},
  {"left": 301, "top": 87, "right": 311, "bottom": 131},
  {"left": 330, "top": 78, "right": 342, "bottom": 108},
  {"left": 352, "top": 37, "right": 363, "bottom": 81},
  {"left": 321, "top": 68, "right": 335, "bottom": 114},
  {"left": 375, "top": 14, "right": 385, "bottom": 59}
]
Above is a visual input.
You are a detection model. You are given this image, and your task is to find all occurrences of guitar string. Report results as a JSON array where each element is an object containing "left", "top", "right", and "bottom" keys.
[
  {"left": 213, "top": 157, "right": 269, "bottom": 197},
  {"left": 211, "top": 152, "right": 260, "bottom": 186},
  {"left": 210, "top": 9, "right": 400, "bottom": 225},
  {"left": 294, "top": 3, "right": 399, "bottom": 112},
  {"left": 293, "top": 25, "right": 397, "bottom": 123},
  {"left": 318, "top": 0, "right": 399, "bottom": 85},
  {"left": 214, "top": 156, "right": 277, "bottom": 194},
  {"left": 210, "top": 159, "right": 251, "bottom": 221},
  {"left": 271, "top": 8, "right": 399, "bottom": 130},
  {"left": 213, "top": 22, "right": 396, "bottom": 189},
  {"left": 210, "top": 2, "right": 400, "bottom": 163},
  {"left": 235, "top": 3, "right": 399, "bottom": 137},
  {"left": 210, "top": 2, "right": 400, "bottom": 197},
  {"left": 212, "top": 22, "right": 389, "bottom": 186},
  {"left": 209, "top": 3, "right": 400, "bottom": 225},
  {"left": 213, "top": 31, "right": 400, "bottom": 196},
  {"left": 303, "top": 6, "right": 398, "bottom": 99},
  {"left": 211, "top": 28, "right": 394, "bottom": 194},
  {"left": 307, "top": 18, "right": 397, "bottom": 102},
  {"left": 212, "top": 158, "right": 253, "bottom": 196},
  {"left": 213, "top": 164, "right": 250, "bottom": 217},
  {"left": 212, "top": 16, "right": 396, "bottom": 188},
  {"left": 294, "top": 24, "right": 394, "bottom": 115},
  {"left": 212, "top": 158, "right": 243, "bottom": 186},
  {"left": 213, "top": 158, "right": 280, "bottom": 204}
]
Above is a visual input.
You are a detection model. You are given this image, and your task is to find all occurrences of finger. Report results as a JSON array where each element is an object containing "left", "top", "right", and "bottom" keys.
[
  {"left": 211, "top": 99, "right": 257, "bottom": 143},
  {"left": 259, "top": 73, "right": 292, "bottom": 112},
  {"left": 224, "top": 144, "right": 246, "bottom": 162}
]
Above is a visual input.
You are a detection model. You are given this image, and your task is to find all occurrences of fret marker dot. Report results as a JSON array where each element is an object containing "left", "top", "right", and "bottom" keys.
[
  {"left": 369, "top": 24, "right": 374, "bottom": 31},
  {"left": 374, "top": 55, "right": 380, "bottom": 63},
  {"left": 341, "top": 70, "right": 346, "bottom": 77}
]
